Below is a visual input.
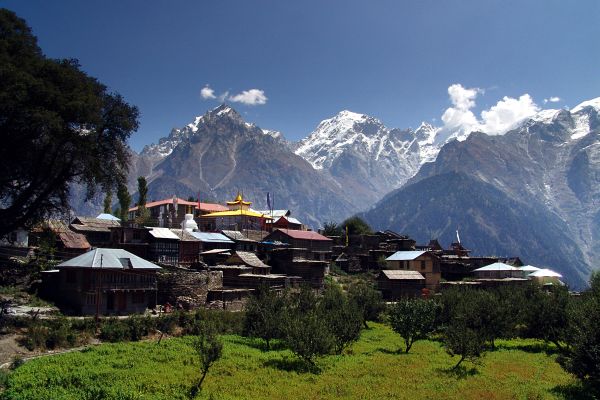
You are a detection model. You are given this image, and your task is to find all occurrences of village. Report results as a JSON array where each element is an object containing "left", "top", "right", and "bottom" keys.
[{"left": 0, "top": 191, "right": 564, "bottom": 318}]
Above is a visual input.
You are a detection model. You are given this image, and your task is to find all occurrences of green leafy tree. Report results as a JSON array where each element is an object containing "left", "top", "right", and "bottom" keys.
[
  {"left": 523, "top": 285, "right": 570, "bottom": 349},
  {"left": 348, "top": 281, "right": 385, "bottom": 328},
  {"left": 103, "top": 191, "right": 113, "bottom": 214},
  {"left": 189, "top": 322, "right": 223, "bottom": 398},
  {"left": 444, "top": 319, "right": 487, "bottom": 370},
  {"left": 117, "top": 183, "right": 131, "bottom": 222},
  {"left": 341, "top": 216, "right": 372, "bottom": 235},
  {"left": 318, "top": 284, "right": 362, "bottom": 354},
  {"left": 322, "top": 221, "right": 342, "bottom": 237},
  {"left": 389, "top": 299, "right": 437, "bottom": 353},
  {"left": 283, "top": 285, "right": 334, "bottom": 365},
  {"left": 558, "top": 272, "right": 600, "bottom": 392},
  {"left": 243, "top": 284, "right": 286, "bottom": 350},
  {"left": 0, "top": 10, "right": 139, "bottom": 237}
]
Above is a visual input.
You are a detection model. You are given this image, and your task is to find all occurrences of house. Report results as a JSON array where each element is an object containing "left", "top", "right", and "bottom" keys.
[
  {"left": 70, "top": 216, "right": 121, "bottom": 247},
  {"left": 190, "top": 232, "right": 236, "bottom": 252},
  {"left": 148, "top": 227, "right": 180, "bottom": 265},
  {"left": 127, "top": 197, "right": 226, "bottom": 229},
  {"left": 43, "top": 248, "right": 161, "bottom": 315},
  {"left": 170, "top": 229, "right": 201, "bottom": 267},
  {"left": 258, "top": 210, "right": 305, "bottom": 231},
  {"left": 377, "top": 270, "right": 426, "bottom": 299},
  {"left": 225, "top": 251, "right": 271, "bottom": 275},
  {"left": 30, "top": 220, "right": 91, "bottom": 260},
  {"left": 109, "top": 224, "right": 151, "bottom": 259},
  {"left": 263, "top": 229, "right": 333, "bottom": 261},
  {"left": 472, "top": 262, "right": 523, "bottom": 279},
  {"left": 199, "top": 193, "right": 272, "bottom": 232},
  {"left": 527, "top": 269, "right": 564, "bottom": 287},
  {"left": 385, "top": 251, "right": 441, "bottom": 291},
  {"left": 221, "top": 230, "right": 259, "bottom": 252},
  {"left": 267, "top": 247, "right": 328, "bottom": 288}
]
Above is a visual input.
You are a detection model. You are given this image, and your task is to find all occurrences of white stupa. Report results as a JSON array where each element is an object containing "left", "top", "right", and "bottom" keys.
[{"left": 181, "top": 213, "right": 198, "bottom": 232}]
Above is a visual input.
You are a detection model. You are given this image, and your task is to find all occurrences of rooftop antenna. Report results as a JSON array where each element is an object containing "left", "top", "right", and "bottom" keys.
[{"left": 456, "top": 229, "right": 461, "bottom": 244}]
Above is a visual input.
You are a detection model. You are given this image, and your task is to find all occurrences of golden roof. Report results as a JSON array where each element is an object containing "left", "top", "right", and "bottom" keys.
[
  {"left": 226, "top": 192, "right": 252, "bottom": 206},
  {"left": 201, "top": 209, "right": 272, "bottom": 219}
]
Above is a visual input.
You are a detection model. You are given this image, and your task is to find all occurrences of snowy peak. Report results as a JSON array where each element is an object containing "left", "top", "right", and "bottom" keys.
[{"left": 571, "top": 97, "right": 600, "bottom": 114}]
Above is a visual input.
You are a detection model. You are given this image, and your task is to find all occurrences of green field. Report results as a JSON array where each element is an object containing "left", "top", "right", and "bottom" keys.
[{"left": 2, "top": 323, "right": 585, "bottom": 400}]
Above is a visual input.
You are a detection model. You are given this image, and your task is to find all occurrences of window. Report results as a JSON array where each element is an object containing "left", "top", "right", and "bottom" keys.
[
  {"left": 403, "top": 261, "right": 408, "bottom": 270},
  {"left": 421, "top": 260, "right": 426, "bottom": 270}
]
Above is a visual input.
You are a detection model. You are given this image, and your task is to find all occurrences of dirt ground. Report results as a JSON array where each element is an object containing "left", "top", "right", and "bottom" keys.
[{"left": 0, "top": 333, "right": 37, "bottom": 368}]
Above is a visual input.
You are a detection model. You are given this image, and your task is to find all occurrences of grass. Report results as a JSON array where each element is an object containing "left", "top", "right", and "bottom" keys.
[{"left": 2, "top": 323, "right": 583, "bottom": 400}]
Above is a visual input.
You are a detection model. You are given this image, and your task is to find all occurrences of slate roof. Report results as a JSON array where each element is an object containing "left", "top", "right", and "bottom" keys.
[
  {"left": 71, "top": 216, "right": 121, "bottom": 232},
  {"left": 386, "top": 251, "right": 427, "bottom": 261},
  {"left": 381, "top": 270, "right": 426, "bottom": 280},
  {"left": 228, "top": 251, "right": 270, "bottom": 269},
  {"left": 58, "top": 248, "right": 161, "bottom": 270}
]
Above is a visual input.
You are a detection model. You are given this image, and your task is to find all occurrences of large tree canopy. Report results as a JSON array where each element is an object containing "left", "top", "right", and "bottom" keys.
[{"left": 0, "top": 9, "right": 139, "bottom": 236}]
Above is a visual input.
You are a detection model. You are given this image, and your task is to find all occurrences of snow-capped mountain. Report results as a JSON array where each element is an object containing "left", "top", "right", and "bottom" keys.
[
  {"left": 125, "top": 104, "right": 361, "bottom": 228},
  {"left": 295, "top": 110, "right": 441, "bottom": 206},
  {"left": 362, "top": 97, "right": 600, "bottom": 288}
]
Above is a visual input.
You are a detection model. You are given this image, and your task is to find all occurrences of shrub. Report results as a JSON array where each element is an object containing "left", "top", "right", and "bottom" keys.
[
  {"left": 45, "top": 317, "right": 76, "bottom": 349},
  {"left": 22, "top": 322, "right": 49, "bottom": 351},
  {"left": 99, "top": 318, "right": 130, "bottom": 342}
]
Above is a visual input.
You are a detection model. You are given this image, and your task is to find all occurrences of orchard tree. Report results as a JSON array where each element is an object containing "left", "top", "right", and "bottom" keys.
[
  {"left": 389, "top": 298, "right": 437, "bottom": 353},
  {"left": 318, "top": 284, "right": 362, "bottom": 354},
  {"left": 189, "top": 322, "right": 223, "bottom": 397},
  {"left": 341, "top": 216, "right": 372, "bottom": 235},
  {"left": 0, "top": 9, "right": 139, "bottom": 236},
  {"left": 348, "top": 281, "right": 385, "bottom": 328},
  {"left": 243, "top": 284, "right": 286, "bottom": 350}
]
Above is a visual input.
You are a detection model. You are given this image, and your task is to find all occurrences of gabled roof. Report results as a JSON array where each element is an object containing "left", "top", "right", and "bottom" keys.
[
  {"left": 381, "top": 270, "right": 426, "bottom": 280},
  {"left": 169, "top": 229, "right": 200, "bottom": 241},
  {"left": 221, "top": 230, "right": 258, "bottom": 242},
  {"left": 129, "top": 197, "right": 199, "bottom": 212},
  {"left": 96, "top": 213, "right": 121, "bottom": 221},
  {"left": 197, "top": 202, "right": 228, "bottom": 213},
  {"left": 148, "top": 227, "right": 180, "bottom": 240},
  {"left": 267, "top": 216, "right": 303, "bottom": 226},
  {"left": 58, "top": 248, "right": 161, "bottom": 270},
  {"left": 473, "top": 262, "right": 519, "bottom": 272},
  {"left": 227, "top": 251, "right": 270, "bottom": 269},
  {"left": 71, "top": 216, "right": 121, "bottom": 232},
  {"left": 190, "top": 232, "right": 234, "bottom": 243},
  {"left": 519, "top": 265, "right": 541, "bottom": 272},
  {"left": 528, "top": 269, "right": 562, "bottom": 278},
  {"left": 386, "top": 251, "right": 427, "bottom": 261},
  {"left": 270, "top": 229, "right": 332, "bottom": 241},
  {"left": 58, "top": 231, "right": 91, "bottom": 249}
]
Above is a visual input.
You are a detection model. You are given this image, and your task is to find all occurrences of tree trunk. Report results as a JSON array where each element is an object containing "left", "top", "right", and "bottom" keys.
[
  {"left": 363, "top": 320, "right": 369, "bottom": 329},
  {"left": 453, "top": 355, "right": 465, "bottom": 370}
]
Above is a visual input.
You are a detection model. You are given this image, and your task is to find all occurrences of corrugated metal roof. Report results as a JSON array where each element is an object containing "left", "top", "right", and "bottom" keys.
[
  {"left": 221, "top": 230, "right": 245, "bottom": 240},
  {"left": 148, "top": 227, "right": 180, "bottom": 240},
  {"left": 58, "top": 248, "right": 161, "bottom": 270},
  {"left": 169, "top": 229, "right": 200, "bottom": 241},
  {"left": 528, "top": 269, "right": 562, "bottom": 278},
  {"left": 386, "top": 251, "right": 427, "bottom": 261},
  {"left": 200, "top": 249, "right": 232, "bottom": 255},
  {"left": 190, "top": 232, "right": 234, "bottom": 243},
  {"left": 257, "top": 210, "right": 290, "bottom": 218},
  {"left": 381, "top": 270, "right": 426, "bottom": 280},
  {"left": 473, "top": 262, "right": 520, "bottom": 272}
]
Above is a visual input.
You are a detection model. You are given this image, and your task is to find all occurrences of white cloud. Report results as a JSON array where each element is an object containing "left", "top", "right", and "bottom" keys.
[
  {"left": 480, "top": 94, "right": 539, "bottom": 135},
  {"left": 229, "top": 89, "right": 268, "bottom": 105},
  {"left": 438, "top": 83, "right": 541, "bottom": 139},
  {"left": 200, "top": 85, "right": 216, "bottom": 100},
  {"left": 543, "top": 96, "right": 561, "bottom": 104}
]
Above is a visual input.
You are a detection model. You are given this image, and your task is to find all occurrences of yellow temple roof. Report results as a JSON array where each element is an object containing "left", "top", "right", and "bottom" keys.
[
  {"left": 201, "top": 209, "right": 272, "bottom": 219},
  {"left": 226, "top": 192, "right": 252, "bottom": 206}
]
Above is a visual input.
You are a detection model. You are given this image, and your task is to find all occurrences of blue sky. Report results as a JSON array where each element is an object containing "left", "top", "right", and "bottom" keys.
[{"left": 3, "top": 0, "right": 600, "bottom": 151}]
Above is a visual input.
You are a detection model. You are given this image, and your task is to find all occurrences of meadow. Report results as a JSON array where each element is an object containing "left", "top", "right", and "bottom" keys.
[{"left": 1, "top": 323, "right": 586, "bottom": 400}]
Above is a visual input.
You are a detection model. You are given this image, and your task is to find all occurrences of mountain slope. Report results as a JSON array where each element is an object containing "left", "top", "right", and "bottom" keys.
[
  {"left": 362, "top": 99, "right": 600, "bottom": 288},
  {"left": 136, "top": 105, "right": 359, "bottom": 227}
]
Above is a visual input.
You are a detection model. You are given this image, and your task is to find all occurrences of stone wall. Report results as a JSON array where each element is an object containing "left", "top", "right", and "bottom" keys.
[{"left": 156, "top": 266, "right": 223, "bottom": 309}]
